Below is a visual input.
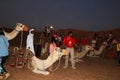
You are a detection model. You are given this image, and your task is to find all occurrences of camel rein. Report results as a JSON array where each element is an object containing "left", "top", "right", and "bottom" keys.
[
  {"left": 49, "top": 55, "right": 62, "bottom": 72},
  {"left": 20, "top": 31, "right": 23, "bottom": 49}
]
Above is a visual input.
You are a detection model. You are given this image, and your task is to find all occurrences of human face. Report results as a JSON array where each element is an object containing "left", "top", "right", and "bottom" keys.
[{"left": 69, "top": 33, "right": 73, "bottom": 37}]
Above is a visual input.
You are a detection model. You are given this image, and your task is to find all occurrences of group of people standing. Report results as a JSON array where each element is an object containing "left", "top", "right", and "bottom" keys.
[
  {"left": 32, "top": 29, "right": 120, "bottom": 70},
  {"left": 49, "top": 31, "right": 77, "bottom": 69},
  {"left": 0, "top": 26, "right": 120, "bottom": 80},
  {"left": 27, "top": 29, "right": 77, "bottom": 69},
  {"left": 48, "top": 30, "right": 120, "bottom": 69}
]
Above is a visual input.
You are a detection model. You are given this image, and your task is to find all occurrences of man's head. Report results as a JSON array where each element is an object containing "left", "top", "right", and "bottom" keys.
[
  {"left": 68, "top": 31, "right": 73, "bottom": 37},
  {"left": 0, "top": 27, "right": 4, "bottom": 35},
  {"left": 29, "top": 29, "right": 35, "bottom": 34}
]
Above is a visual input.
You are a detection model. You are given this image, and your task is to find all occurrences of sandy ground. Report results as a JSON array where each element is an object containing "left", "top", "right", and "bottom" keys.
[{"left": 4, "top": 56, "right": 120, "bottom": 80}]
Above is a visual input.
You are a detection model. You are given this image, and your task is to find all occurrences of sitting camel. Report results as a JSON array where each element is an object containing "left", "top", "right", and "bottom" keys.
[
  {"left": 28, "top": 47, "right": 66, "bottom": 75},
  {"left": 87, "top": 43, "right": 106, "bottom": 57},
  {"left": 74, "top": 45, "right": 92, "bottom": 62}
]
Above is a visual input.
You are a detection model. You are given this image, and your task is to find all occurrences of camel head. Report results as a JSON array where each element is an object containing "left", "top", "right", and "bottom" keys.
[
  {"left": 84, "top": 45, "right": 92, "bottom": 51},
  {"left": 15, "top": 23, "right": 29, "bottom": 32},
  {"left": 51, "top": 47, "right": 66, "bottom": 60}
]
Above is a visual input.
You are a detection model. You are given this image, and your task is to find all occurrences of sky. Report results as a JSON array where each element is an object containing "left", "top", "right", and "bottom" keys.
[{"left": 0, "top": 0, "right": 120, "bottom": 31}]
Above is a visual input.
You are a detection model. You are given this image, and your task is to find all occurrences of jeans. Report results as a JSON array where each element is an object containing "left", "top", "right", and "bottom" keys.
[
  {"left": 64, "top": 47, "right": 76, "bottom": 68},
  {"left": 0, "top": 56, "right": 8, "bottom": 74}
]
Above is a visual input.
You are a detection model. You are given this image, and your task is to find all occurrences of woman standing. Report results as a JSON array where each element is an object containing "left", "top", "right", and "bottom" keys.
[{"left": 48, "top": 34, "right": 58, "bottom": 71}]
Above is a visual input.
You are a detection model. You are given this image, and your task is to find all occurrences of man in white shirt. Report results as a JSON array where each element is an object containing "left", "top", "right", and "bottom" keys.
[{"left": 26, "top": 29, "right": 35, "bottom": 54}]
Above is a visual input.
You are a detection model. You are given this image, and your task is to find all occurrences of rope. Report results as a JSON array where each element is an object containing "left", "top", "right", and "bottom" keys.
[
  {"left": 49, "top": 56, "right": 62, "bottom": 72},
  {"left": 20, "top": 31, "right": 23, "bottom": 49},
  {"left": 13, "top": 47, "right": 19, "bottom": 53}
]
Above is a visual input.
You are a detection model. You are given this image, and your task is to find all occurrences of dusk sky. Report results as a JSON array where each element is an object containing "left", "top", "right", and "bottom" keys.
[{"left": 0, "top": 0, "right": 120, "bottom": 31}]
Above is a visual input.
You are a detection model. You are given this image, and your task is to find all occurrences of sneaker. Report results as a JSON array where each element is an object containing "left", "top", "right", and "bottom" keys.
[
  {"left": 75, "top": 59, "right": 84, "bottom": 62},
  {"left": 63, "top": 66, "right": 68, "bottom": 69},
  {"left": 79, "top": 59, "right": 84, "bottom": 62},
  {"left": 71, "top": 67, "right": 76, "bottom": 69}
]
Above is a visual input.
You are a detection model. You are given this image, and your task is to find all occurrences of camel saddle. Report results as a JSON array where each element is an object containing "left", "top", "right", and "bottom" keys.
[{"left": 9, "top": 48, "right": 34, "bottom": 68}]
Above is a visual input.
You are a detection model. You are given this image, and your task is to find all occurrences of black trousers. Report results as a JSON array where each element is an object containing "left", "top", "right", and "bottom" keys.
[{"left": 1, "top": 56, "right": 9, "bottom": 73}]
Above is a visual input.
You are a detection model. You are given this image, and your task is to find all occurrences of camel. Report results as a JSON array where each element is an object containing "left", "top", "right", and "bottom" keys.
[
  {"left": 87, "top": 43, "right": 106, "bottom": 57},
  {"left": 74, "top": 45, "right": 92, "bottom": 62},
  {"left": 28, "top": 47, "right": 66, "bottom": 75},
  {"left": 3, "top": 23, "right": 28, "bottom": 40},
  {"left": 41, "top": 42, "right": 49, "bottom": 56}
]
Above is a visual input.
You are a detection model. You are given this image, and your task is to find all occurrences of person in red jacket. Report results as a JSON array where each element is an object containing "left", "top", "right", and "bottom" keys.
[
  {"left": 81, "top": 37, "right": 87, "bottom": 50},
  {"left": 63, "top": 31, "right": 76, "bottom": 69}
]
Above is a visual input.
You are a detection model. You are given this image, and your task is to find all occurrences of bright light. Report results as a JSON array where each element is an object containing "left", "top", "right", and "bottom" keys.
[{"left": 50, "top": 26, "right": 53, "bottom": 29}]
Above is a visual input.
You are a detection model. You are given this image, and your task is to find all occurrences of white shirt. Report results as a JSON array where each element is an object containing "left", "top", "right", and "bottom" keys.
[{"left": 26, "top": 29, "right": 35, "bottom": 54}]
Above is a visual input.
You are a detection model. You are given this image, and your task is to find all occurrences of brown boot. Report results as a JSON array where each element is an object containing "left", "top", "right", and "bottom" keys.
[
  {"left": 0, "top": 75, "right": 4, "bottom": 80},
  {"left": 3, "top": 72, "right": 10, "bottom": 80}
]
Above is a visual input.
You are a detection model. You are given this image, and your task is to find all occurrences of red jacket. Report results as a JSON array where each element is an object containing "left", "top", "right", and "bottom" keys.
[
  {"left": 81, "top": 38, "right": 87, "bottom": 46},
  {"left": 63, "top": 36, "right": 76, "bottom": 48}
]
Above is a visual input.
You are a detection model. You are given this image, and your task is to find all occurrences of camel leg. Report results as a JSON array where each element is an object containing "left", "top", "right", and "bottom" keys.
[
  {"left": 74, "top": 51, "right": 88, "bottom": 62},
  {"left": 32, "top": 69, "right": 50, "bottom": 75}
]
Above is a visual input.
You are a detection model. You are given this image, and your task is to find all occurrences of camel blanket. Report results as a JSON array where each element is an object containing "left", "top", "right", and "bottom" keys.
[{"left": 9, "top": 49, "right": 33, "bottom": 68}]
